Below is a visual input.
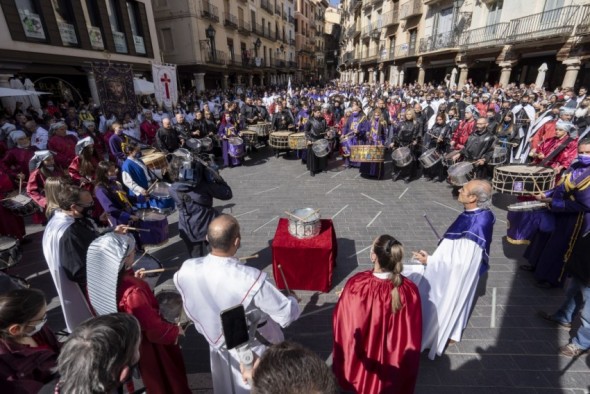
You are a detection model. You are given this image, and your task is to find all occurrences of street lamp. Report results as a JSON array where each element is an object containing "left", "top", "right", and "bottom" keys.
[
  {"left": 206, "top": 24, "right": 216, "bottom": 58},
  {"left": 254, "top": 37, "right": 262, "bottom": 56}
]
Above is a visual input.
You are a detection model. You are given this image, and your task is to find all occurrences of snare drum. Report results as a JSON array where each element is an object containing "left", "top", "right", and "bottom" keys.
[
  {"left": 1, "top": 194, "right": 39, "bottom": 216},
  {"left": 185, "top": 138, "right": 202, "bottom": 152},
  {"left": 149, "top": 182, "right": 175, "bottom": 214},
  {"left": 133, "top": 253, "right": 162, "bottom": 290},
  {"left": 156, "top": 289, "right": 190, "bottom": 325},
  {"left": 241, "top": 130, "right": 258, "bottom": 145},
  {"left": 443, "top": 150, "right": 462, "bottom": 167},
  {"left": 288, "top": 132, "right": 307, "bottom": 150},
  {"left": 269, "top": 131, "right": 293, "bottom": 149},
  {"left": 228, "top": 137, "right": 245, "bottom": 158},
  {"left": 419, "top": 148, "right": 442, "bottom": 168},
  {"left": 350, "top": 145, "right": 385, "bottom": 162},
  {"left": 312, "top": 139, "right": 330, "bottom": 158},
  {"left": 492, "top": 165, "right": 555, "bottom": 195},
  {"left": 0, "top": 236, "right": 21, "bottom": 270},
  {"left": 142, "top": 152, "right": 168, "bottom": 172},
  {"left": 141, "top": 148, "right": 156, "bottom": 157},
  {"left": 391, "top": 147, "right": 413, "bottom": 167},
  {"left": 252, "top": 122, "right": 272, "bottom": 137},
  {"left": 137, "top": 209, "right": 169, "bottom": 246},
  {"left": 200, "top": 137, "right": 213, "bottom": 152},
  {"left": 448, "top": 161, "right": 474, "bottom": 186},
  {"left": 489, "top": 146, "right": 507, "bottom": 166}
]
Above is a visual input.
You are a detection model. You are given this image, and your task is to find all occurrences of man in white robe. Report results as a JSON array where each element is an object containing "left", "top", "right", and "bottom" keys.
[
  {"left": 413, "top": 180, "right": 495, "bottom": 359},
  {"left": 174, "top": 214, "right": 300, "bottom": 394}
]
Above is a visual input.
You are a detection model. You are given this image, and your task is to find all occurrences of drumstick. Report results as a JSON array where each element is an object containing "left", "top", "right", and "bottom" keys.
[
  {"left": 132, "top": 250, "right": 148, "bottom": 267},
  {"left": 238, "top": 254, "right": 259, "bottom": 261},
  {"left": 146, "top": 181, "right": 158, "bottom": 194},
  {"left": 138, "top": 266, "right": 179, "bottom": 274},
  {"left": 423, "top": 214, "right": 442, "bottom": 241},
  {"left": 284, "top": 210, "right": 306, "bottom": 221},
  {"left": 126, "top": 227, "right": 151, "bottom": 233},
  {"left": 277, "top": 264, "right": 291, "bottom": 293},
  {"left": 18, "top": 178, "right": 22, "bottom": 195},
  {"left": 301, "top": 209, "right": 320, "bottom": 221}
]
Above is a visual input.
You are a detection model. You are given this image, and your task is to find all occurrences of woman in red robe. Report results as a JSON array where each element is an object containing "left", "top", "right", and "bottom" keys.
[
  {"left": 68, "top": 137, "right": 104, "bottom": 222},
  {"left": 333, "top": 234, "right": 422, "bottom": 394},
  {"left": 26, "top": 151, "right": 63, "bottom": 224},
  {"left": 47, "top": 122, "right": 77, "bottom": 170},
  {"left": 531, "top": 120, "right": 578, "bottom": 181},
  {"left": 0, "top": 167, "right": 26, "bottom": 240},
  {"left": 2, "top": 130, "right": 36, "bottom": 186}
]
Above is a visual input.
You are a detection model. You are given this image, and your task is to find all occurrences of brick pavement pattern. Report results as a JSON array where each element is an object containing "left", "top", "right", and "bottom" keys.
[{"left": 12, "top": 149, "right": 590, "bottom": 393}]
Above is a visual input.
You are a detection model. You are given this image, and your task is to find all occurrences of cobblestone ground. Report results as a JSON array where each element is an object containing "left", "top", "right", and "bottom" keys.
[{"left": 13, "top": 147, "right": 590, "bottom": 393}]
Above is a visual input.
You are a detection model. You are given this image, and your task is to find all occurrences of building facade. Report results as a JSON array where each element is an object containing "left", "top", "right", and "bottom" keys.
[
  {"left": 0, "top": 0, "right": 160, "bottom": 105},
  {"left": 294, "top": 0, "right": 328, "bottom": 83},
  {"left": 153, "top": 0, "right": 296, "bottom": 92},
  {"left": 339, "top": 0, "right": 590, "bottom": 90},
  {"left": 324, "top": 4, "right": 341, "bottom": 81}
]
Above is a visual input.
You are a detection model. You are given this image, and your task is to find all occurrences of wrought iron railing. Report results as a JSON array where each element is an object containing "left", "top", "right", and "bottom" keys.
[
  {"left": 224, "top": 13, "right": 238, "bottom": 29},
  {"left": 238, "top": 20, "right": 251, "bottom": 35},
  {"left": 505, "top": 5, "right": 577, "bottom": 43},
  {"left": 577, "top": 4, "right": 590, "bottom": 35},
  {"left": 253, "top": 22, "right": 264, "bottom": 36},
  {"left": 206, "top": 50, "right": 226, "bottom": 65},
  {"left": 419, "top": 31, "right": 458, "bottom": 53},
  {"left": 459, "top": 22, "right": 508, "bottom": 49},
  {"left": 382, "top": 9, "right": 399, "bottom": 27},
  {"left": 399, "top": 0, "right": 422, "bottom": 20},
  {"left": 260, "top": 0, "right": 274, "bottom": 15},
  {"left": 201, "top": 1, "right": 219, "bottom": 22}
]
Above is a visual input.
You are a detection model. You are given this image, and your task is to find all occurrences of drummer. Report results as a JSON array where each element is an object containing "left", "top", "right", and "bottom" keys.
[
  {"left": 255, "top": 98, "right": 271, "bottom": 122},
  {"left": 342, "top": 101, "right": 369, "bottom": 169},
  {"left": 530, "top": 120, "right": 578, "bottom": 181},
  {"left": 27, "top": 151, "right": 64, "bottom": 224},
  {"left": 218, "top": 113, "right": 242, "bottom": 168},
  {"left": 423, "top": 113, "right": 451, "bottom": 182},
  {"left": 121, "top": 141, "right": 157, "bottom": 209},
  {"left": 240, "top": 97, "right": 259, "bottom": 130},
  {"left": 305, "top": 106, "right": 329, "bottom": 177},
  {"left": 95, "top": 161, "right": 139, "bottom": 226},
  {"left": 460, "top": 117, "right": 496, "bottom": 179},
  {"left": 359, "top": 108, "right": 387, "bottom": 179},
  {"left": 271, "top": 103, "right": 295, "bottom": 131},
  {"left": 2, "top": 130, "right": 36, "bottom": 186}
]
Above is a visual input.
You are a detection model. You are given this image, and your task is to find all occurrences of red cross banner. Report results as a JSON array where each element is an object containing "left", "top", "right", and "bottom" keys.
[{"left": 152, "top": 63, "right": 178, "bottom": 110}]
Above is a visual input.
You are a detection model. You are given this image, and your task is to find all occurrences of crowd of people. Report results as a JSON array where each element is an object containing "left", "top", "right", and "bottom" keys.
[{"left": 0, "top": 77, "right": 589, "bottom": 392}]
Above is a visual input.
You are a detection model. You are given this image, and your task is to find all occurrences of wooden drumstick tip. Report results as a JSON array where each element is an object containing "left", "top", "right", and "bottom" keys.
[{"left": 238, "top": 254, "right": 259, "bottom": 261}]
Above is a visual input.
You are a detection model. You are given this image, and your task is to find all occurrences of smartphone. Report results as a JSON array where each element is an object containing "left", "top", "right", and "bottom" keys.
[{"left": 220, "top": 304, "right": 249, "bottom": 350}]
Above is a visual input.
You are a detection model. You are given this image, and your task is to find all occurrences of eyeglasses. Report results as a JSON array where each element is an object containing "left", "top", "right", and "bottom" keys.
[{"left": 27, "top": 314, "right": 47, "bottom": 326}]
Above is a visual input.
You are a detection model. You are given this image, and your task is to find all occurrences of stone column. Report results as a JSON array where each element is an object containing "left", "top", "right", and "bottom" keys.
[
  {"left": 389, "top": 65, "right": 399, "bottom": 86},
  {"left": 562, "top": 58, "right": 582, "bottom": 89},
  {"left": 417, "top": 66, "right": 426, "bottom": 85},
  {"left": 237, "top": 75, "right": 243, "bottom": 85},
  {"left": 194, "top": 73, "right": 206, "bottom": 94},
  {"left": 379, "top": 69, "right": 385, "bottom": 85},
  {"left": 248, "top": 74, "right": 254, "bottom": 88},
  {"left": 222, "top": 74, "right": 229, "bottom": 90},
  {"left": 259, "top": 73, "right": 265, "bottom": 88},
  {"left": 399, "top": 70, "right": 405, "bottom": 87},
  {"left": 86, "top": 70, "right": 100, "bottom": 105},
  {"left": 457, "top": 63, "right": 469, "bottom": 89},
  {"left": 0, "top": 73, "right": 14, "bottom": 111},
  {"left": 498, "top": 62, "right": 514, "bottom": 88}
]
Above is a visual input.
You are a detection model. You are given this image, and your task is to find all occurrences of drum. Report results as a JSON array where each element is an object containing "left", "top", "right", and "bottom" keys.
[
  {"left": 391, "top": 147, "right": 413, "bottom": 167},
  {"left": 200, "top": 137, "right": 213, "bottom": 151},
  {"left": 137, "top": 209, "right": 169, "bottom": 246},
  {"left": 141, "top": 148, "right": 156, "bottom": 157},
  {"left": 1, "top": 194, "right": 39, "bottom": 216},
  {"left": 269, "top": 131, "right": 293, "bottom": 149},
  {"left": 288, "top": 132, "right": 307, "bottom": 150},
  {"left": 507, "top": 201, "right": 548, "bottom": 212},
  {"left": 443, "top": 150, "right": 462, "bottom": 167},
  {"left": 156, "top": 289, "right": 190, "bottom": 325},
  {"left": 241, "top": 130, "right": 258, "bottom": 145},
  {"left": 251, "top": 122, "right": 272, "bottom": 137},
  {"left": 492, "top": 165, "right": 556, "bottom": 195},
  {"left": 143, "top": 152, "right": 168, "bottom": 172},
  {"left": 287, "top": 208, "right": 321, "bottom": 239},
  {"left": 340, "top": 134, "right": 354, "bottom": 157},
  {"left": 448, "top": 162, "right": 474, "bottom": 186},
  {"left": 419, "top": 148, "right": 442, "bottom": 168},
  {"left": 228, "top": 137, "right": 245, "bottom": 158},
  {"left": 312, "top": 139, "right": 330, "bottom": 158},
  {"left": 149, "top": 182, "right": 175, "bottom": 214},
  {"left": 489, "top": 146, "right": 507, "bottom": 166},
  {"left": 133, "top": 253, "right": 162, "bottom": 290},
  {"left": 185, "top": 138, "right": 201, "bottom": 152},
  {"left": 350, "top": 145, "right": 386, "bottom": 162},
  {"left": 0, "top": 236, "right": 21, "bottom": 271}
]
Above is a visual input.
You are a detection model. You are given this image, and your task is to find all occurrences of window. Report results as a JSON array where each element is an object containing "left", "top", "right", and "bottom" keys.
[
  {"left": 227, "top": 38, "right": 234, "bottom": 60},
  {"left": 127, "top": 1, "right": 146, "bottom": 54},
  {"left": 15, "top": 0, "right": 46, "bottom": 40},
  {"left": 81, "top": 0, "right": 104, "bottom": 49},
  {"left": 486, "top": 0, "right": 503, "bottom": 26},
  {"left": 106, "top": 0, "right": 128, "bottom": 53},
  {"left": 51, "top": 0, "right": 79, "bottom": 46},
  {"left": 161, "top": 27, "right": 174, "bottom": 51}
]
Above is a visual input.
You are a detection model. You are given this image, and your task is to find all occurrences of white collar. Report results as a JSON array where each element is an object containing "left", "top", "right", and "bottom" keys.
[{"left": 373, "top": 271, "right": 392, "bottom": 279}]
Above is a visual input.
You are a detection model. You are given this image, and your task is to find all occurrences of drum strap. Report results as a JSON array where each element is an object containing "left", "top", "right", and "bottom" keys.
[{"left": 537, "top": 137, "right": 573, "bottom": 167}]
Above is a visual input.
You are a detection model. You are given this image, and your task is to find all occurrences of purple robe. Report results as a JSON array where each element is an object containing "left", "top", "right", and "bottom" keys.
[
  {"left": 359, "top": 120, "right": 386, "bottom": 178},
  {"left": 342, "top": 112, "right": 369, "bottom": 167},
  {"left": 218, "top": 123, "right": 242, "bottom": 167}
]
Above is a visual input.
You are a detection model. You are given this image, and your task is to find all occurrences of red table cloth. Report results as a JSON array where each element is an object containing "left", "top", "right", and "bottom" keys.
[{"left": 271, "top": 218, "right": 337, "bottom": 292}]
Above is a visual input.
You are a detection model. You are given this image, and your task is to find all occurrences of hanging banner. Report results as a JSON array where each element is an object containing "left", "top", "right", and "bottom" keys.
[
  {"left": 152, "top": 63, "right": 178, "bottom": 110},
  {"left": 92, "top": 62, "right": 137, "bottom": 119}
]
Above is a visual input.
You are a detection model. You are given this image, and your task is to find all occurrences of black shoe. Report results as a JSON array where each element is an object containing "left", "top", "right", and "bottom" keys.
[
  {"left": 537, "top": 311, "right": 572, "bottom": 328},
  {"left": 310, "top": 171, "right": 315, "bottom": 177},
  {"left": 403, "top": 177, "right": 411, "bottom": 184},
  {"left": 392, "top": 173, "right": 400, "bottom": 182}
]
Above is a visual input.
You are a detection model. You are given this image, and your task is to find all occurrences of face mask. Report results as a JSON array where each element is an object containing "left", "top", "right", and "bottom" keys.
[
  {"left": 108, "top": 175, "right": 118, "bottom": 181},
  {"left": 578, "top": 154, "right": 590, "bottom": 165},
  {"left": 24, "top": 317, "right": 46, "bottom": 337},
  {"left": 564, "top": 95, "right": 571, "bottom": 101},
  {"left": 78, "top": 203, "right": 94, "bottom": 217},
  {"left": 45, "top": 165, "right": 54, "bottom": 171},
  {"left": 17, "top": 142, "right": 30, "bottom": 148}
]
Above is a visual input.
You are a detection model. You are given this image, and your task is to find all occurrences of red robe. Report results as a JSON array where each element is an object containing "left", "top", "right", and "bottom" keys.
[
  {"left": 0, "top": 170, "right": 25, "bottom": 240},
  {"left": 140, "top": 120, "right": 159, "bottom": 145},
  {"left": 451, "top": 119, "right": 475, "bottom": 150},
  {"left": 322, "top": 113, "right": 335, "bottom": 127},
  {"left": 118, "top": 272, "right": 191, "bottom": 394},
  {"left": 530, "top": 120, "right": 557, "bottom": 151},
  {"left": 47, "top": 135, "right": 77, "bottom": 169},
  {"left": 533, "top": 136, "right": 578, "bottom": 170},
  {"left": 2, "top": 146, "right": 36, "bottom": 181},
  {"left": 68, "top": 156, "right": 104, "bottom": 221},
  {"left": 26, "top": 167, "right": 63, "bottom": 224},
  {"left": 333, "top": 271, "right": 422, "bottom": 394}
]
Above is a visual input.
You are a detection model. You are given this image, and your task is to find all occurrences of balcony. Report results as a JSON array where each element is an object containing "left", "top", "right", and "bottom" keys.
[
  {"left": 238, "top": 20, "right": 251, "bottom": 35},
  {"left": 382, "top": 9, "right": 399, "bottom": 27},
  {"left": 261, "top": 0, "right": 274, "bottom": 15},
  {"left": 399, "top": 0, "right": 422, "bottom": 20},
  {"left": 459, "top": 22, "right": 509, "bottom": 49},
  {"left": 289, "top": 15, "right": 295, "bottom": 24},
  {"left": 201, "top": 1, "right": 220, "bottom": 22},
  {"left": 393, "top": 43, "right": 416, "bottom": 58},
  {"left": 283, "top": 12, "right": 287, "bottom": 21},
  {"left": 206, "top": 50, "right": 226, "bottom": 65},
  {"left": 577, "top": 5, "right": 590, "bottom": 36},
  {"left": 418, "top": 31, "right": 459, "bottom": 53},
  {"left": 253, "top": 22, "right": 264, "bottom": 36},
  {"left": 343, "top": 51, "right": 353, "bottom": 63},
  {"left": 224, "top": 13, "right": 238, "bottom": 29},
  {"left": 360, "top": 50, "right": 379, "bottom": 64},
  {"left": 264, "top": 28, "right": 276, "bottom": 41},
  {"left": 361, "top": 22, "right": 380, "bottom": 40},
  {"left": 289, "top": 38, "right": 295, "bottom": 46},
  {"left": 275, "top": 59, "right": 286, "bottom": 68},
  {"left": 275, "top": 5, "right": 281, "bottom": 15},
  {"left": 362, "top": 0, "right": 372, "bottom": 10},
  {"left": 288, "top": 60, "right": 297, "bottom": 68},
  {"left": 505, "top": 5, "right": 578, "bottom": 44}
]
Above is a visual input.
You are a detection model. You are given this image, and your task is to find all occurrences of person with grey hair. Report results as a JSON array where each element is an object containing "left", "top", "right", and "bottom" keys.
[
  {"left": 413, "top": 179, "right": 495, "bottom": 359},
  {"left": 40, "top": 313, "right": 141, "bottom": 394}
]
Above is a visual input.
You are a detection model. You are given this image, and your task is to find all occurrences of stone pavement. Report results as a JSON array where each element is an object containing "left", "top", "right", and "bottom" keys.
[{"left": 11, "top": 147, "right": 590, "bottom": 393}]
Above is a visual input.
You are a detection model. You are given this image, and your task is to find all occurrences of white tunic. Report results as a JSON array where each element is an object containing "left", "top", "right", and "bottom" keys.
[
  {"left": 42, "top": 211, "right": 93, "bottom": 332},
  {"left": 174, "top": 255, "right": 300, "bottom": 394},
  {"left": 419, "top": 237, "right": 483, "bottom": 360}
]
